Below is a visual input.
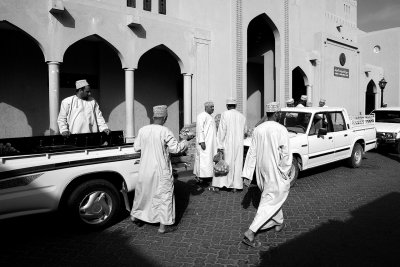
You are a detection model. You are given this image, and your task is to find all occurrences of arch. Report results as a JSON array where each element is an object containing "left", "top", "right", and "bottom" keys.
[
  {"left": 292, "top": 66, "right": 309, "bottom": 103},
  {"left": 137, "top": 44, "right": 184, "bottom": 73},
  {"left": 365, "top": 80, "right": 377, "bottom": 114},
  {"left": 246, "top": 13, "right": 280, "bottom": 127},
  {"left": 61, "top": 34, "right": 125, "bottom": 68},
  {"left": 0, "top": 21, "right": 45, "bottom": 60},
  {"left": 0, "top": 21, "right": 48, "bottom": 137}
]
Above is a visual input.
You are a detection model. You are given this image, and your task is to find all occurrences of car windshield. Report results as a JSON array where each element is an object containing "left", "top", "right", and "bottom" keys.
[
  {"left": 277, "top": 112, "right": 312, "bottom": 134},
  {"left": 372, "top": 111, "right": 400, "bottom": 123}
]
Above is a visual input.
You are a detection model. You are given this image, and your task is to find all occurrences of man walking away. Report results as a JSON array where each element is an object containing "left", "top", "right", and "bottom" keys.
[
  {"left": 241, "top": 102, "right": 292, "bottom": 247},
  {"left": 130, "top": 105, "right": 193, "bottom": 234},
  {"left": 210, "top": 98, "right": 247, "bottom": 192},
  {"left": 57, "top": 79, "right": 110, "bottom": 136},
  {"left": 193, "top": 101, "right": 217, "bottom": 186}
]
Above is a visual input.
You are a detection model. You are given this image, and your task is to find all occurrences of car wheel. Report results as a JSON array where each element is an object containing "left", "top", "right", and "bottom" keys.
[
  {"left": 289, "top": 157, "right": 300, "bottom": 187},
  {"left": 347, "top": 143, "right": 363, "bottom": 168},
  {"left": 66, "top": 179, "right": 122, "bottom": 230}
]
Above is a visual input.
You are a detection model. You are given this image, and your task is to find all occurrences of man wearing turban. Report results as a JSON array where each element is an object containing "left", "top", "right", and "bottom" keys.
[
  {"left": 242, "top": 102, "right": 292, "bottom": 247},
  {"left": 130, "top": 105, "right": 193, "bottom": 233},
  {"left": 57, "top": 79, "right": 110, "bottom": 136}
]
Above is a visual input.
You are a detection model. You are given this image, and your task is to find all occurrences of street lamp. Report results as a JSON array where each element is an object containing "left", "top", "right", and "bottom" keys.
[{"left": 379, "top": 78, "right": 387, "bottom": 108}]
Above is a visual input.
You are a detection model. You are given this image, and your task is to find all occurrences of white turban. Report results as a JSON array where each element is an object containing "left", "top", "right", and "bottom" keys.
[
  {"left": 300, "top": 95, "right": 308, "bottom": 101},
  {"left": 286, "top": 98, "right": 294, "bottom": 104}
]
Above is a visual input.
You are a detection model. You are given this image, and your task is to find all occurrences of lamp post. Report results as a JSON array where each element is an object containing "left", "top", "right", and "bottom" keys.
[{"left": 379, "top": 78, "right": 387, "bottom": 108}]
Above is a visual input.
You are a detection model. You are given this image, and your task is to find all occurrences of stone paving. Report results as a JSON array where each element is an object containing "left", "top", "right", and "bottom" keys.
[{"left": 0, "top": 151, "right": 400, "bottom": 266}]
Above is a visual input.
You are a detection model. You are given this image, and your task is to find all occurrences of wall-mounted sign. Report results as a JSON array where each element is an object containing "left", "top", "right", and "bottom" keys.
[{"left": 334, "top": 66, "right": 349, "bottom": 78}]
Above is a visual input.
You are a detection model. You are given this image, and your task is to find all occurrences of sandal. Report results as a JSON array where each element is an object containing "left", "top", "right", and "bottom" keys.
[
  {"left": 208, "top": 187, "right": 219, "bottom": 193},
  {"left": 131, "top": 218, "right": 145, "bottom": 227},
  {"left": 275, "top": 223, "right": 285, "bottom": 232},
  {"left": 158, "top": 225, "right": 178, "bottom": 234},
  {"left": 242, "top": 236, "right": 261, "bottom": 248}
]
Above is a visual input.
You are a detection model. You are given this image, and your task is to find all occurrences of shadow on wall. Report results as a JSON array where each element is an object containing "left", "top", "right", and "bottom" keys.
[
  {"left": 135, "top": 48, "right": 183, "bottom": 136},
  {"left": 259, "top": 192, "right": 400, "bottom": 266},
  {"left": 0, "top": 27, "right": 48, "bottom": 138}
]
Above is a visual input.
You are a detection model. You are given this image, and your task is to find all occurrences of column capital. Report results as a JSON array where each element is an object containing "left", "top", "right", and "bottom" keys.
[
  {"left": 182, "top": 73, "right": 193, "bottom": 77},
  {"left": 123, "top": 68, "right": 136, "bottom": 71}
]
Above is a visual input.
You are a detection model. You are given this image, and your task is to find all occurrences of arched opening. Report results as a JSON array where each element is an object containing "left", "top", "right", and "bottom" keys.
[
  {"left": 365, "top": 80, "right": 377, "bottom": 114},
  {"left": 0, "top": 21, "right": 47, "bottom": 138},
  {"left": 247, "top": 14, "right": 277, "bottom": 127},
  {"left": 135, "top": 45, "right": 183, "bottom": 136},
  {"left": 292, "top": 66, "right": 308, "bottom": 105},
  {"left": 62, "top": 35, "right": 125, "bottom": 131}
]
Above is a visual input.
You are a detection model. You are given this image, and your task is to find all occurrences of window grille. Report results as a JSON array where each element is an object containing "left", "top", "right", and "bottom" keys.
[
  {"left": 127, "top": 0, "right": 136, "bottom": 8},
  {"left": 144, "top": 0, "right": 151, "bottom": 11},
  {"left": 159, "top": 0, "right": 166, "bottom": 14}
]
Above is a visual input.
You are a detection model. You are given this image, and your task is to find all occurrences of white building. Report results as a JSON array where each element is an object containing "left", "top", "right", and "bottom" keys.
[{"left": 0, "top": 0, "right": 396, "bottom": 139}]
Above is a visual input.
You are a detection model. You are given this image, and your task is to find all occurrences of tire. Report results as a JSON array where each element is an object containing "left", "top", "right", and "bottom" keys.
[
  {"left": 66, "top": 179, "right": 122, "bottom": 230},
  {"left": 289, "top": 157, "right": 300, "bottom": 187},
  {"left": 347, "top": 143, "right": 363, "bottom": 168}
]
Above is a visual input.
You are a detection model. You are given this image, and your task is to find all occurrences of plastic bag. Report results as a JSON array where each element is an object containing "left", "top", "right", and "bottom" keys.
[{"left": 214, "top": 159, "right": 229, "bottom": 176}]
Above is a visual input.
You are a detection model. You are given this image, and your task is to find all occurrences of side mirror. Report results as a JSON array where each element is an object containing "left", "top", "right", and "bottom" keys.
[{"left": 317, "top": 128, "right": 327, "bottom": 137}]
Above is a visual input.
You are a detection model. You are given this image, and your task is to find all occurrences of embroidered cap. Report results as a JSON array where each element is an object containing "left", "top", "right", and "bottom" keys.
[
  {"left": 265, "top": 102, "right": 281, "bottom": 113},
  {"left": 204, "top": 101, "right": 214, "bottom": 107},
  {"left": 76, "top": 79, "right": 89, "bottom": 89},
  {"left": 300, "top": 95, "right": 308, "bottom": 101},
  {"left": 286, "top": 98, "right": 294, "bottom": 104},
  {"left": 319, "top": 99, "right": 326, "bottom": 103},
  {"left": 226, "top": 98, "right": 237, "bottom": 105},
  {"left": 153, "top": 105, "right": 168, "bottom": 117}
]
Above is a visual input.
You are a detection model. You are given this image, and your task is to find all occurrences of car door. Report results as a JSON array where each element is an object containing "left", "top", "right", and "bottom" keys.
[
  {"left": 328, "top": 111, "right": 352, "bottom": 160},
  {"left": 307, "top": 112, "right": 335, "bottom": 167}
]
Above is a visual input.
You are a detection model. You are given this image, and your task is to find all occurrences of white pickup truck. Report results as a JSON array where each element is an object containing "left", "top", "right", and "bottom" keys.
[
  {"left": 0, "top": 131, "right": 141, "bottom": 230},
  {"left": 245, "top": 107, "right": 377, "bottom": 185}
]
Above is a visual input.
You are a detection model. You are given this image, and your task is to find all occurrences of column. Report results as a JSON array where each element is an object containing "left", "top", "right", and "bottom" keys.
[
  {"left": 183, "top": 73, "right": 192, "bottom": 125},
  {"left": 306, "top": 85, "right": 312, "bottom": 106},
  {"left": 48, "top": 61, "right": 60, "bottom": 135},
  {"left": 125, "top": 68, "right": 135, "bottom": 143}
]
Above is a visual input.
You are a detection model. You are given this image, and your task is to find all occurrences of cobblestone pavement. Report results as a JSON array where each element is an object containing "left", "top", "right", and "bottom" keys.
[{"left": 1, "top": 151, "right": 400, "bottom": 267}]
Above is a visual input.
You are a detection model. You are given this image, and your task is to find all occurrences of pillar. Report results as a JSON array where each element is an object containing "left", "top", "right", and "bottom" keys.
[
  {"left": 125, "top": 68, "right": 135, "bottom": 143},
  {"left": 306, "top": 85, "right": 312, "bottom": 106},
  {"left": 48, "top": 61, "right": 60, "bottom": 135},
  {"left": 183, "top": 73, "right": 192, "bottom": 125}
]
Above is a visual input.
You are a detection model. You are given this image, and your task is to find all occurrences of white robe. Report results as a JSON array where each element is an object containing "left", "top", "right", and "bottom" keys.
[
  {"left": 57, "top": 96, "right": 108, "bottom": 134},
  {"left": 131, "top": 124, "right": 187, "bottom": 225},
  {"left": 193, "top": 112, "right": 217, "bottom": 178},
  {"left": 212, "top": 109, "right": 247, "bottom": 189},
  {"left": 242, "top": 121, "right": 292, "bottom": 232},
  {"left": 296, "top": 103, "right": 305, "bottom": 107}
]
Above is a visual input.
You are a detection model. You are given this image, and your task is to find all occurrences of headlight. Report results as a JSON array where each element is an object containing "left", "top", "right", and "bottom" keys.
[{"left": 396, "top": 132, "right": 400, "bottom": 139}]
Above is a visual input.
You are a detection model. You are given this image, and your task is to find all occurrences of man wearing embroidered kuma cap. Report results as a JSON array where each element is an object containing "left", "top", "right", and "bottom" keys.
[
  {"left": 319, "top": 98, "right": 328, "bottom": 107},
  {"left": 130, "top": 105, "right": 193, "bottom": 234},
  {"left": 210, "top": 98, "right": 247, "bottom": 193},
  {"left": 57, "top": 79, "right": 110, "bottom": 136},
  {"left": 242, "top": 102, "right": 292, "bottom": 247},
  {"left": 296, "top": 95, "right": 307, "bottom": 107}
]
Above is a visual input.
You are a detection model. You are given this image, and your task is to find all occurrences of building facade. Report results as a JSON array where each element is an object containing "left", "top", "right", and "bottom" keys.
[{"left": 0, "top": 0, "right": 395, "bottom": 139}]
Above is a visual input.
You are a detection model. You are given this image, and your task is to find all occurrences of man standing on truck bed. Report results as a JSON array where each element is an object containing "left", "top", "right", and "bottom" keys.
[
  {"left": 57, "top": 79, "right": 111, "bottom": 136},
  {"left": 130, "top": 105, "right": 193, "bottom": 234}
]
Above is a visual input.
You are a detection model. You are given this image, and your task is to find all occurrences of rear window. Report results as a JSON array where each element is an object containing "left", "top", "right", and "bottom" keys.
[{"left": 372, "top": 111, "right": 400, "bottom": 123}]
